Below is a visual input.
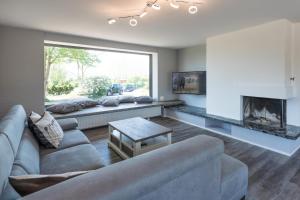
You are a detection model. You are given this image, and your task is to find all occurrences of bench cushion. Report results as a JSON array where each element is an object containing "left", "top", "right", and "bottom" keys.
[
  {"left": 41, "top": 144, "right": 104, "bottom": 174},
  {"left": 40, "top": 130, "right": 90, "bottom": 155},
  {"left": 221, "top": 154, "right": 248, "bottom": 200}
]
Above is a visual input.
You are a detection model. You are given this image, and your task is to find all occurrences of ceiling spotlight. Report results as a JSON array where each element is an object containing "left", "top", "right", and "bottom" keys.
[
  {"left": 170, "top": 1, "right": 180, "bottom": 9},
  {"left": 129, "top": 18, "right": 138, "bottom": 27},
  {"left": 108, "top": 18, "right": 116, "bottom": 25},
  {"left": 152, "top": 3, "right": 161, "bottom": 10},
  {"left": 188, "top": 5, "right": 198, "bottom": 14},
  {"left": 140, "top": 11, "right": 148, "bottom": 18}
]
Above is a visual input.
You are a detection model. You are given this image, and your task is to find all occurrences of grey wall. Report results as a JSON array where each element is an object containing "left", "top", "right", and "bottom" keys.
[
  {"left": 176, "top": 45, "right": 206, "bottom": 107},
  {"left": 157, "top": 48, "right": 177, "bottom": 101},
  {"left": 0, "top": 25, "right": 177, "bottom": 117},
  {"left": 0, "top": 26, "right": 44, "bottom": 116}
]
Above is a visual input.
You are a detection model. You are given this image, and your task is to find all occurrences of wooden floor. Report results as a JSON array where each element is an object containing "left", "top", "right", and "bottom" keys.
[{"left": 84, "top": 117, "right": 300, "bottom": 200}]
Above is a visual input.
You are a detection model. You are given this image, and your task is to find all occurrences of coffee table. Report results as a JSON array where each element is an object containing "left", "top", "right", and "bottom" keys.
[{"left": 108, "top": 117, "right": 172, "bottom": 159}]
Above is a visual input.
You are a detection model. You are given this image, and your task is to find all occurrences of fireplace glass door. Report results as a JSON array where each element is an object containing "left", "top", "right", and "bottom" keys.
[{"left": 243, "top": 96, "right": 286, "bottom": 130}]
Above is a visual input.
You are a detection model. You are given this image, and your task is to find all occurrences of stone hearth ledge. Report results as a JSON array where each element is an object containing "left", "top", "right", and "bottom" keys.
[{"left": 168, "top": 105, "right": 300, "bottom": 140}]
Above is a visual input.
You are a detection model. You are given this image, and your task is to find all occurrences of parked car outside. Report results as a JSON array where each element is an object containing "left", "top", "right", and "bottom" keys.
[
  {"left": 125, "top": 84, "right": 136, "bottom": 92},
  {"left": 107, "top": 83, "right": 123, "bottom": 96}
]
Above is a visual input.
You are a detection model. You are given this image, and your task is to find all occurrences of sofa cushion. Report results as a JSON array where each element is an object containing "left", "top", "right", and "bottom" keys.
[
  {"left": 0, "top": 105, "right": 26, "bottom": 156},
  {"left": 41, "top": 144, "right": 104, "bottom": 174},
  {"left": 0, "top": 182, "right": 21, "bottom": 200},
  {"left": 0, "top": 134, "right": 15, "bottom": 198},
  {"left": 13, "top": 128, "right": 40, "bottom": 174},
  {"left": 10, "top": 165, "right": 28, "bottom": 176},
  {"left": 56, "top": 118, "right": 78, "bottom": 131},
  {"left": 221, "top": 154, "right": 248, "bottom": 200},
  {"left": 40, "top": 130, "right": 90, "bottom": 155}
]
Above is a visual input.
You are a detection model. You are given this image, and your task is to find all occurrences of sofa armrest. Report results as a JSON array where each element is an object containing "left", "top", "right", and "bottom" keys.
[
  {"left": 22, "top": 135, "right": 224, "bottom": 200},
  {"left": 56, "top": 118, "right": 78, "bottom": 131}
]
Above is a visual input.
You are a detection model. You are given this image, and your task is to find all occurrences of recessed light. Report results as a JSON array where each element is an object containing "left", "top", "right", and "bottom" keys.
[{"left": 140, "top": 11, "right": 148, "bottom": 18}]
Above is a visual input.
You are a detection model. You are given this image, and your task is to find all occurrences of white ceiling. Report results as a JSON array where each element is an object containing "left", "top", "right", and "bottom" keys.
[{"left": 0, "top": 0, "right": 299, "bottom": 49}]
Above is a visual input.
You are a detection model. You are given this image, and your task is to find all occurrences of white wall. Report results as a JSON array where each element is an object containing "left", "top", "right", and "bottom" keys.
[
  {"left": 177, "top": 45, "right": 206, "bottom": 107},
  {"left": 206, "top": 19, "right": 295, "bottom": 121},
  {"left": 0, "top": 26, "right": 44, "bottom": 116},
  {"left": 287, "top": 23, "right": 300, "bottom": 126},
  {"left": 0, "top": 25, "right": 177, "bottom": 116}
]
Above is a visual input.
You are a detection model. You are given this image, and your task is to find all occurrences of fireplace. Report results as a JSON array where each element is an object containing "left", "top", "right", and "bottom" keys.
[{"left": 243, "top": 96, "right": 286, "bottom": 132}]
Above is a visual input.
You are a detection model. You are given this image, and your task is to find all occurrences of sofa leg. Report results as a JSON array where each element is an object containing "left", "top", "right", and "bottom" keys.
[{"left": 240, "top": 196, "right": 246, "bottom": 200}]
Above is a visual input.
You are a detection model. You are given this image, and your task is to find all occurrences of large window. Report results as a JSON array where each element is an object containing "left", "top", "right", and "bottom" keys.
[{"left": 44, "top": 45, "right": 151, "bottom": 103}]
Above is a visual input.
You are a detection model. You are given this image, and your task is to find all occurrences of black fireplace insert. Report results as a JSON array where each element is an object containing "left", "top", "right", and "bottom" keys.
[{"left": 243, "top": 96, "right": 286, "bottom": 132}]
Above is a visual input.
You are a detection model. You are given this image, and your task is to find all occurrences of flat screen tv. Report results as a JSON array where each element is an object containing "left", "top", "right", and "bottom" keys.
[{"left": 172, "top": 71, "right": 206, "bottom": 95}]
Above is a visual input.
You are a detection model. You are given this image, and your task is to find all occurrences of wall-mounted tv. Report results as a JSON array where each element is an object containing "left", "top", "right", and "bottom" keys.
[{"left": 172, "top": 71, "right": 206, "bottom": 95}]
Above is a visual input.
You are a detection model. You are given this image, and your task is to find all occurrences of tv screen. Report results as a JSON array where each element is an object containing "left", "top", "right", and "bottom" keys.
[{"left": 172, "top": 71, "right": 206, "bottom": 95}]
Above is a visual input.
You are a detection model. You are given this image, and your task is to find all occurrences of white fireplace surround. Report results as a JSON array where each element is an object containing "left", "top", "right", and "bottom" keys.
[{"left": 206, "top": 19, "right": 300, "bottom": 126}]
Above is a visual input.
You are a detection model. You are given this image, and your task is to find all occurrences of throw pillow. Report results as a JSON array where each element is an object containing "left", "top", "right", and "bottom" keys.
[
  {"left": 71, "top": 98, "right": 99, "bottom": 108},
  {"left": 98, "top": 96, "right": 119, "bottom": 105},
  {"left": 9, "top": 171, "right": 89, "bottom": 196},
  {"left": 46, "top": 102, "right": 82, "bottom": 114},
  {"left": 30, "top": 111, "right": 41, "bottom": 123},
  {"left": 135, "top": 96, "right": 153, "bottom": 104},
  {"left": 28, "top": 112, "right": 55, "bottom": 148},
  {"left": 119, "top": 95, "right": 135, "bottom": 103},
  {"left": 102, "top": 98, "right": 120, "bottom": 107},
  {"left": 33, "top": 112, "right": 64, "bottom": 148}
]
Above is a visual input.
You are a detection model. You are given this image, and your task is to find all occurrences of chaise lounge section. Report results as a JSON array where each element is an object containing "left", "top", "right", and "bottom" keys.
[
  {"left": 0, "top": 105, "right": 104, "bottom": 200},
  {"left": 0, "top": 105, "right": 248, "bottom": 200}
]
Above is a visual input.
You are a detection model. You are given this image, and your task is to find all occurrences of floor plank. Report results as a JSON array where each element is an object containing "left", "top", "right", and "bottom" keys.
[{"left": 84, "top": 117, "right": 300, "bottom": 200}]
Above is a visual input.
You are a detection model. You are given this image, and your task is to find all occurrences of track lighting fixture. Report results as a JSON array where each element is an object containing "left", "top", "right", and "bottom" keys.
[
  {"left": 152, "top": 2, "right": 161, "bottom": 10},
  {"left": 107, "top": 18, "right": 116, "bottom": 25},
  {"left": 170, "top": 0, "right": 180, "bottom": 9},
  {"left": 140, "top": 11, "right": 148, "bottom": 18},
  {"left": 107, "top": 0, "right": 205, "bottom": 26}
]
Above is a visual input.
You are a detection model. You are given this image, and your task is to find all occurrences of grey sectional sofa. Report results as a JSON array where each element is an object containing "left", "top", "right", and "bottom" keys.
[
  {"left": 0, "top": 105, "right": 104, "bottom": 200},
  {"left": 0, "top": 105, "right": 248, "bottom": 200}
]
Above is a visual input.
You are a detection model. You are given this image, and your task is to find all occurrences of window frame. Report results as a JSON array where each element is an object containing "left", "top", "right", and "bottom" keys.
[{"left": 44, "top": 43, "right": 153, "bottom": 101}]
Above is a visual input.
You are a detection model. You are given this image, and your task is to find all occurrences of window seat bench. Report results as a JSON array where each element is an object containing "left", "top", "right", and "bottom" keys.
[{"left": 52, "top": 103, "right": 162, "bottom": 130}]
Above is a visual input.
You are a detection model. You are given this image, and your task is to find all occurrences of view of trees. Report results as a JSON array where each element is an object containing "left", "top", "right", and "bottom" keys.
[
  {"left": 44, "top": 46, "right": 150, "bottom": 102},
  {"left": 127, "top": 76, "right": 149, "bottom": 89},
  {"left": 83, "top": 76, "right": 112, "bottom": 98},
  {"left": 44, "top": 46, "right": 100, "bottom": 94}
]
